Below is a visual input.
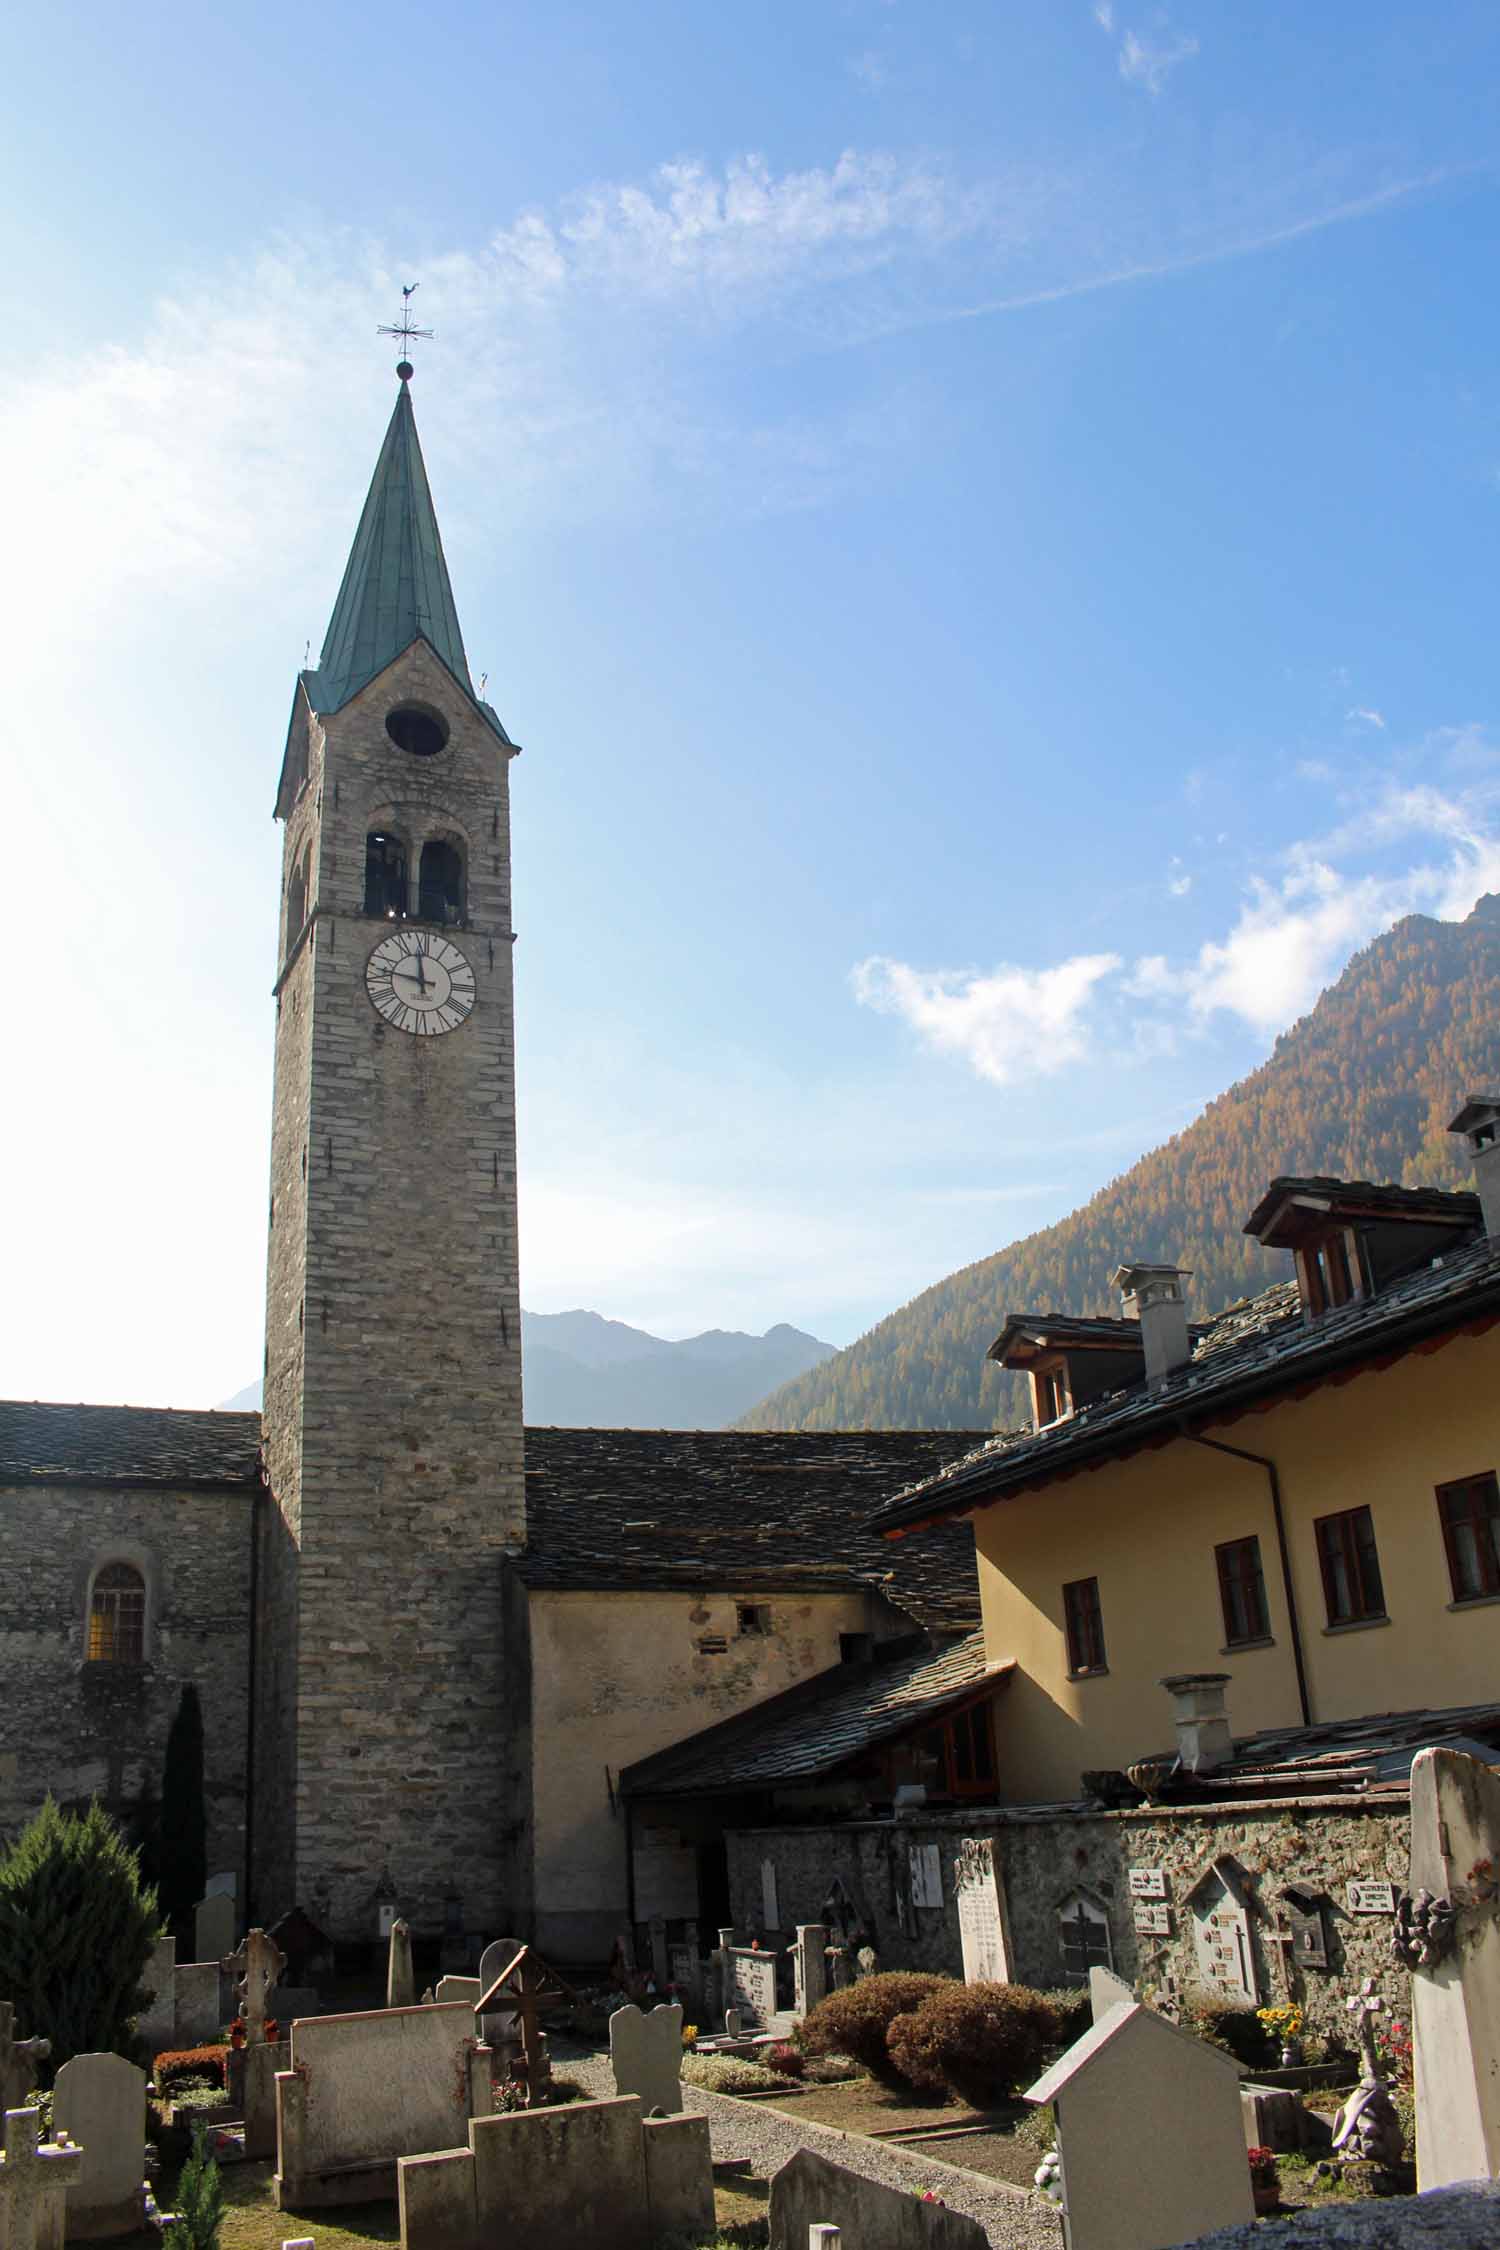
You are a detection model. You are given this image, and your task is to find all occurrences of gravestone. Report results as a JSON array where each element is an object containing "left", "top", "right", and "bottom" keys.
[
  {"left": 194, "top": 1893, "right": 235, "bottom": 1963},
  {"left": 398, "top": 2095, "right": 652, "bottom": 2250},
  {"left": 768, "top": 2148, "right": 987, "bottom": 2249},
  {"left": 434, "top": 1977, "right": 482, "bottom": 2008},
  {"left": 727, "top": 1949, "right": 777, "bottom": 2028},
  {"left": 386, "top": 1919, "right": 416, "bottom": 2010},
  {"left": 476, "top": 1938, "right": 526, "bottom": 1994},
  {"left": 243, "top": 2040, "right": 289, "bottom": 2162},
  {"left": 0, "top": 2008, "right": 50, "bottom": 2115},
  {"left": 136, "top": 1939, "right": 176, "bottom": 2057},
  {"left": 273, "top": 2001, "right": 489, "bottom": 2208},
  {"left": 0, "top": 2110, "right": 83, "bottom": 2250},
  {"left": 52, "top": 2054, "right": 146, "bottom": 2239},
  {"left": 1189, "top": 1859, "right": 1260, "bottom": 2006},
  {"left": 477, "top": 1946, "right": 566, "bottom": 2107},
  {"left": 225, "top": 1928, "right": 287, "bottom": 2047},
  {"left": 1088, "top": 1965, "right": 1132, "bottom": 2022},
  {"left": 1404, "top": 1744, "right": 1500, "bottom": 2189},
  {"left": 1026, "top": 2001, "right": 1254, "bottom": 2250},
  {"left": 641, "top": 2113, "right": 713, "bottom": 2240},
  {"left": 172, "top": 1963, "right": 222, "bottom": 2046},
  {"left": 790, "top": 1924, "right": 828, "bottom": 2017},
  {"left": 608, "top": 2004, "right": 683, "bottom": 2115},
  {"left": 955, "top": 1837, "right": 1010, "bottom": 1983}
]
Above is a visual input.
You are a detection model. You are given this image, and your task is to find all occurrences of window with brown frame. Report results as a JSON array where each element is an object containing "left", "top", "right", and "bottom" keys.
[
  {"left": 1034, "top": 1367, "right": 1068, "bottom": 1426},
  {"left": 87, "top": 1563, "right": 146, "bottom": 1664},
  {"left": 1437, "top": 1472, "right": 1500, "bottom": 1603},
  {"left": 1314, "top": 1505, "right": 1386, "bottom": 1626},
  {"left": 1215, "top": 1535, "right": 1270, "bottom": 1646},
  {"left": 1299, "top": 1231, "right": 1360, "bottom": 1317},
  {"left": 916, "top": 1699, "right": 998, "bottom": 1799},
  {"left": 1063, "top": 1576, "right": 1107, "bottom": 1674}
]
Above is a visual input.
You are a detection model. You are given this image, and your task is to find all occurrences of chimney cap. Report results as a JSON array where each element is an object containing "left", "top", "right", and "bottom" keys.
[
  {"left": 1449, "top": 1095, "right": 1500, "bottom": 1138},
  {"left": 1159, "top": 1671, "right": 1230, "bottom": 1694},
  {"left": 1110, "top": 1261, "right": 1192, "bottom": 1294}
]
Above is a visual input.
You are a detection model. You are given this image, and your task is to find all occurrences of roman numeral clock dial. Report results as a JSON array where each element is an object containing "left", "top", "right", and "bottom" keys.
[{"left": 365, "top": 931, "right": 477, "bottom": 1036}]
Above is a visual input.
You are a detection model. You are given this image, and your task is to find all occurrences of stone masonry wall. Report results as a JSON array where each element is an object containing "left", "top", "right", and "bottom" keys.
[
  {"left": 0, "top": 1482, "right": 252, "bottom": 1878},
  {"left": 728, "top": 1797, "right": 1410, "bottom": 2048},
  {"left": 257, "top": 639, "right": 527, "bottom": 1941}
]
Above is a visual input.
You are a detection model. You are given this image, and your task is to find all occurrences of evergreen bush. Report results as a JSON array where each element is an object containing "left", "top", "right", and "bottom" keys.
[
  {"left": 0, "top": 1798, "right": 160, "bottom": 2073},
  {"left": 798, "top": 1973, "right": 951, "bottom": 2089},
  {"left": 164, "top": 2123, "right": 224, "bottom": 2250},
  {"left": 885, "top": 1982, "right": 1056, "bottom": 2109},
  {"left": 157, "top": 1687, "right": 207, "bottom": 1934}
]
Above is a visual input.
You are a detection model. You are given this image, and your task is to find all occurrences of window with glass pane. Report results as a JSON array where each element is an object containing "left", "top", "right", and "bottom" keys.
[
  {"left": 1314, "top": 1506, "right": 1386, "bottom": 1626},
  {"left": 1215, "top": 1535, "right": 1270, "bottom": 1645},
  {"left": 88, "top": 1563, "right": 145, "bottom": 1663},
  {"left": 1437, "top": 1473, "right": 1500, "bottom": 1602},
  {"left": 1063, "top": 1576, "right": 1106, "bottom": 1674}
]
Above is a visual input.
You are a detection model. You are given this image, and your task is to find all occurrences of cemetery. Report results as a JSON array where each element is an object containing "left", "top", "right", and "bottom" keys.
[{"left": 1, "top": 1741, "right": 1498, "bottom": 2249}]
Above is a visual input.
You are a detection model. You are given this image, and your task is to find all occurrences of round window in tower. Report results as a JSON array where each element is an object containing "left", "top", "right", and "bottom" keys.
[{"left": 385, "top": 703, "right": 450, "bottom": 757}]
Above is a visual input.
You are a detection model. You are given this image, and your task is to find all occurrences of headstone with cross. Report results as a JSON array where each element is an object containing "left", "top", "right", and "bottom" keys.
[
  {"left": 223, "top": 1927, "right": 288, "bottom": 2046},
  {"left": 0, "top": 2110, "right": 84, "bottom": 2250},
  {"left": 0, "top": 2011, "right": 50, "bottom": 2120},
  {"left": 476, "top": 1946, "right": 571, "bottom": 2109}
]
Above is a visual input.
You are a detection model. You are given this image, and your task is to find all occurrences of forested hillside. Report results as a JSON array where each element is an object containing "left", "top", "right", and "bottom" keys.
[{"left": 740, "top": 900, "right": 1500, "bottom": 1431}]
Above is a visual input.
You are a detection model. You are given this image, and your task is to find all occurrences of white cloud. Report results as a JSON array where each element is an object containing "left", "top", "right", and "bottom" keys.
[
  {"left": 1093, "top": 3, "right": 1115, "bottom": 30},
  {"left": 1118, "top": 28, "right": 1201, "bottom": 94},
  {"left": 1168, "top": 857, "right": 1193, "bottom": 897},
  {"left": 1346, "top": 705, "right": 1387, "bottom": 730},
  {"left": 849, "top": 50, "right": 889, "bottom": 91},
  {"left": 851, "top": 952, "right": 1122, "bottom": 1085}
]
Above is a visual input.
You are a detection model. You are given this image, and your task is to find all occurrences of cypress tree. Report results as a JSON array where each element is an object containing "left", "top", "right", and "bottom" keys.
[
  {"left": 158, "top": 1684, "right": 207, "bottom": 1931},
  {"left": 164, "top": 2124, "right": 225, "bottom": 2250},
  {"left": 0, "top": 1798, "right": 160, "bottom": 2071}
]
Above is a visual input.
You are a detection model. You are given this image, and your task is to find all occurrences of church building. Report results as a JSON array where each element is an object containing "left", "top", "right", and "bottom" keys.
[{"left": 0, "top": 369, "right": 985, "bottom": 1958}]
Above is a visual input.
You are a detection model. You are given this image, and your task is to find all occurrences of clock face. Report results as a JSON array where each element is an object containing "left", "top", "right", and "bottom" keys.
[{"left": 365, "top": 930, "right": 476, "bottom": 1036}]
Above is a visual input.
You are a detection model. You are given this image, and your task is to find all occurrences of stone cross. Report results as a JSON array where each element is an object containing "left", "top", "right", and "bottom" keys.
[
  {"left": 1331, "top": 1978, "right": 1404, "bottom": 2173},
  {"left": 0, "top": 2010, "right": 50, "bottom": 2117},
  {"left": 0, "top": 2110, "right": 84, "bottom": 2250},
  {"left": 223, "top": 1926, "right": 287, "bottom": 2045}
]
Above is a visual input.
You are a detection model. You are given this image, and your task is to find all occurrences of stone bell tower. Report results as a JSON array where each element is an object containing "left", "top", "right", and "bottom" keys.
[{"left": 252, "top": 362, "right": 528, "bottom": 1940}]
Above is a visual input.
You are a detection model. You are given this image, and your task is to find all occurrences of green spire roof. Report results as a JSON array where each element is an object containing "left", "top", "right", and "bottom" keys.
[{"left": 312, "top": 381, "right": 475, "bottom": 713}]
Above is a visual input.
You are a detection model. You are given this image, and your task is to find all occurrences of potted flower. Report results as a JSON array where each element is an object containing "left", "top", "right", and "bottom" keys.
[
  {"left": 227, "top": 2017, "right": 247, "bottom": 2052},
  {"left": 1248, "top": 2148, "right": 1279, "bottom": 2214},
  {"left": 1256, "top": 2002, "right": 1304, "bottom": 2067}
]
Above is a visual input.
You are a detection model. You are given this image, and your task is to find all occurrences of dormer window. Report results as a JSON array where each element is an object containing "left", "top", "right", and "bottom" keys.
[
  {"left": 1296, "top": 1228, "right": 1361, "bottom": 1317},
  {"left": 1244, "top": 1176, "right": 1479, "bottom": 1318},
  {"left": 988, "top": 1313, "right": 1148, "bottom": 1433},
  {"left": 1034, "top": 1365, "right": 1070, "bottom": 1428}
]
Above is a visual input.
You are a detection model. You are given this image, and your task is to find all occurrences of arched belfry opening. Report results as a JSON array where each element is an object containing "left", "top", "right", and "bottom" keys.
[
  {"left": 418, "top": 837, "right": 465, "bottom": 926},
  {"left": 364, "top": 831, "right": 410, "bottom": 919}
]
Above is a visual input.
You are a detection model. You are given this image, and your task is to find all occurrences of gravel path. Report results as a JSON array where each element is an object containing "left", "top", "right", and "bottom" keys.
[{"left": 557, "top": 2050, "right": 1064, "bottom": 2249}]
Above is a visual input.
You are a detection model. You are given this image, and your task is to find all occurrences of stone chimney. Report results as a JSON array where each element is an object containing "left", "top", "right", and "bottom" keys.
[
  {"left": 1160, "top": 1672, "right": 1233, "bottom": 1776},
  {"left": 1110, "top": 1262, "right": 1192, "bottom": 1384},
  {"left": 1448, "top": 1095, "right": 1500, "bottom": 1238}
]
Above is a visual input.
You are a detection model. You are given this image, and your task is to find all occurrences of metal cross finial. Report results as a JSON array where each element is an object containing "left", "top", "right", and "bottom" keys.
[{"left": 378, "top": 284, "right": 435, "bottom": 381}]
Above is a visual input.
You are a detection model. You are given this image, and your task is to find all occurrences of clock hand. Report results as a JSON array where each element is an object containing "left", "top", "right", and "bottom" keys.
[{"left": 413, "top": 947, "right": 429, "bottom": 995}]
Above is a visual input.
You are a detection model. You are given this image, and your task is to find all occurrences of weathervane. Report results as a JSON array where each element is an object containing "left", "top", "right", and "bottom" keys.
[{"left": 378, "top": 283, "right": 435, "bottom": 382}]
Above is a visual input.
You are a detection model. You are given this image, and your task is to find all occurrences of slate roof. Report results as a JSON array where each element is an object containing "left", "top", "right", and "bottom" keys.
[
  {"left": 870, "top": 1228, "right": 1500, "bottom": 1536},
  {"left": 1243, "top": 1176, "right": 1479, "bottom": 1240},
  {"left": 516, "top": 1427, "right": 986, "bottom": 1628},
  {"left": 619, "top": 1629, "right": 1001, "bottom": 1797},
  {"left": 0, "top": 1402, "right": 262, "bottom": 1490},
  {"left": 1128, "top": 1699, "right": 1500, "bottom": 1804}
]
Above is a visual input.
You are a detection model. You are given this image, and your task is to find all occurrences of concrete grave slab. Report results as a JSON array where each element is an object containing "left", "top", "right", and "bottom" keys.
[
  {"left": 172, "top": 1964, "right": 222, "bottom": 2047},
  {"left": 1026, "top": 2000, "right": 1253, "bottom": 2250},
  {"left": 274, "top": 2002, "right": 488, "bottom": 2210},
  {"left": 432, "top": 1979, "right": 480, "bottom": 2009},
  {"left": 609, "top": 2003, "right": 683, "bottom": 2115},
  {"left": 194, "top": 1894, "right": 235, "bottom": 1963},
  {"left": 242, "top": 2041, "right": 289, "bottom": 2162},
  {"left": 768, "top": 2148, "right": 988, "bottom": 2250},
  {"left": 52, "top": 2055, "right": 146, "bottom": 2240},
  {"left": 399, "top": 2096, "right": 651, "bottom": 2250},
  {"left": 136, "top": 1940, "right": 176, "bottom": 2057},
  {"left": 642, "top": 2113, "right": 713, "bottom": 2240},
  {"left": 1088, "top": 1965, "right": 1132, "bottom": 2022}
]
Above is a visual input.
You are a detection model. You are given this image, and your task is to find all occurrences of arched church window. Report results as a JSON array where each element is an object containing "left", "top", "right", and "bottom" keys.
[
  {"left": 87, "top": 1562, "right": 146, "bottom": 1665},
  {"left": 418, "top": 838, "right": 465, "bottom": 926},
  {"left": 364, "top": 832, "right": 410, "bottom": 920}
]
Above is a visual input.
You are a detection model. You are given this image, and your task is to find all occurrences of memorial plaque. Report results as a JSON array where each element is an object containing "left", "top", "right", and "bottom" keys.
[
  {"left": 1190, "top": 1861, "right": 1259, "bottom": 2004},
  {"left": 909, "top": 1844, "right": 943, "bottom": 1910},
  {"left": 955, "top": 1837, "right": 1011, "bottom": 1984},
  {"left": 1133, "top": 1903, "right": 1172, "bottom": 1936},
  {"left": 728, "top": 1949, "right": 778, "bottom": 2027},
  {"left": 1129, "top": 1866, "right": 1167, "bottom": 1899},
  {"left": 1346, "top": 1879, "right": 1398, "bottom": 1916}
]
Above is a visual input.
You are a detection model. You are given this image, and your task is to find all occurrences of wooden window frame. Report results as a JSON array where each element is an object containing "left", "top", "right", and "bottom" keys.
[
  {"left": 1063, "top": 1576, "right": 1107, "bottom": 1675},
  {"left": 1314, "top": 1505, "right": 1386, "bottom": 1626},
  {"left": 914, "top": 1698, "right": 998, "bottom": 1801},
  {"left": 87, "top": 1562, "right": 147, "bottom": 1666},
  {"left": 1437, "top": 1472, "right": 1500, "bottom": 1603},
  {"left": 1215, "top": 1535, "right": 1271, "bottom": 1646}
]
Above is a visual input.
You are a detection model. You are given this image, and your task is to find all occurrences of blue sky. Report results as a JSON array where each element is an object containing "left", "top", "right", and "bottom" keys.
[{"left": 7, "top": 2, "right": 1500, "bottom": 1406}]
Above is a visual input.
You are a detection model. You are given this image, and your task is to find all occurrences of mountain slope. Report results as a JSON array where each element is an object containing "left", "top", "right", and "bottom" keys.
[{"left": 740, "top": 900, "right": 1500, "bottom": 1432}]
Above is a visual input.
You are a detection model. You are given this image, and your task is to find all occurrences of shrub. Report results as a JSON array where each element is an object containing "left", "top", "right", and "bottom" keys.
[
  {"left": 0, "top": 1799, "right": 160, "bottom": 2074},
  {"left": 164, "top": 2123, "right": 224, "bottom": 2250},
  {"left": 885, "top": 1982, "right": 1056, "bottom": 2110},
  {"left": 765, "top": 2042, "right": 805, "bottom": 2079},
  {"left": 682, "top": 2054, "right": 787, "bottom": 2093},
  {"left": 1036, "top": 1987, "right": 1093, "bottom": 2049},
  {"left": 154, "top": 2048, "right": 229, "bottom": 2096},
  {"left": 1178, "top": 1993, "right": 1276, "bottom": 2069},
  {"left": 800, "top": 1974, "right": 952, "bottom": 2090}
]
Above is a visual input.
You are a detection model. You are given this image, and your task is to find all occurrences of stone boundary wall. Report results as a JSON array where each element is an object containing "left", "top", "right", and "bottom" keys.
[{"left": 726, "top": 1795, "right": 1410, "bottom": 2045}]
